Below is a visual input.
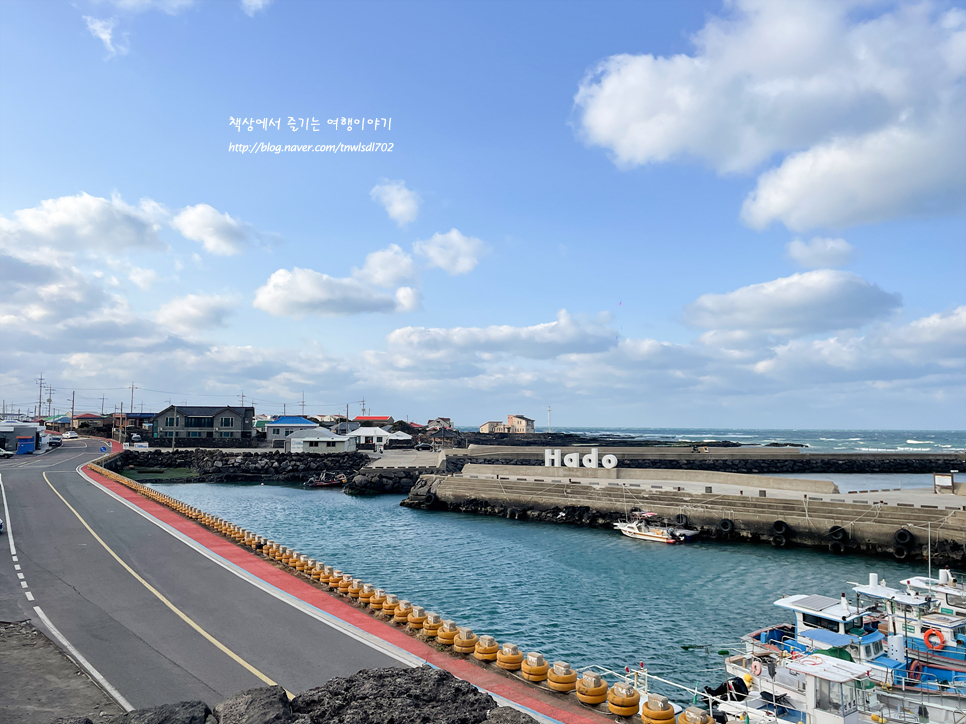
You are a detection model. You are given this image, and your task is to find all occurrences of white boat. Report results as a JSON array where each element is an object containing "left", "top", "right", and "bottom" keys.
[
  {"left": 903, "top": 569, "right": 966, "bottom": 617},
  {"left": 614, "top": 511, "right": 697, "bottom": 544}
]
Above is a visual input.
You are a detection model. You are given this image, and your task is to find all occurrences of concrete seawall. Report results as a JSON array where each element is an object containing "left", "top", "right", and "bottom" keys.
[{"left": 403, "top": 471, "right": 966, "bottom": 564}]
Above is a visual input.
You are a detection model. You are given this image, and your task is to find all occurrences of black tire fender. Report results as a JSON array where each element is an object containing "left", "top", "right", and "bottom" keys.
[
  {"left": 894, "top": 528, "right": 914, "bottom": 545},
  {"left": 772, "top": 520, "right": 789, "bottom": 536},
  {"left": 829, "top": 526, "right": 848, "bottom": 542},
  {"left": 718, "top": 518, "right": 735, "bottom": 534},
  {"left": 772, "top": 534, "right": 787, "bottom": 548},
  {"left": 894, "top": 544, "right": 909, "bottom": 560},
  {"left": 829, "top": 540, "right": 846, "bottom": 555},
  {"left": 675, "top": 514, "right": 690, "bottom": 527}
]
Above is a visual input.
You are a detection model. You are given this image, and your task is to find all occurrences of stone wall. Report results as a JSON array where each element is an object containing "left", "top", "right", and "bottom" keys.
[
  {"left": 343, "top": 467, "right": 435, "bottom": 495},
  {"left": 146, "top": 437, "right": 262, "bottom": 449},
  {"left": 104, "top": 449, "right": 370, "bottom": 483}
]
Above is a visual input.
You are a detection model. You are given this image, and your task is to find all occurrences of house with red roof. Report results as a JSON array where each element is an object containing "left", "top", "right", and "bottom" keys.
[{"left": 353, "top": 415, "right": 394, "bottom": 425}]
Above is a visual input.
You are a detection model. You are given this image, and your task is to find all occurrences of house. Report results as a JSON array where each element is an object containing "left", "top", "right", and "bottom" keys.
[
  {"left": 284, "top": 427, "right": 356, "bottom": 454},
  {"left": 265, "top": 416, "right": 318, "bottom": 448},
  {"left": 427, "top": 417, "right": 453, "bottom": 429},
  {"left": 354, "top": 415, "right": 394, "bottom": 426},
  {"left": 317, "top": 414, "right": 346, "bottom": 424},
  {"left": 478, "top": 415, "right": 535, "bottom": 434},
  {"left": 152, "top": 406, "right": 255, "bottom": 440},
  {"left": 507, "top": 414, "right": 535, "bottom": 433},
  {"left": 72, "top": 412, "right": 108, "bottom": 430},
  {"left": 43, "top": 415, "right": 73, "bottom": 433},
  {"left": 332, "top": 420, "right": 361, "bottom": 435},
  {"left": 345, "top": 426, "right": 391, "bottom": 448}
]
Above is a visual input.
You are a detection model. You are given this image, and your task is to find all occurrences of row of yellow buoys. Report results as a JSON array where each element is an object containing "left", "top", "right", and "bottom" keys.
[{"left": 98, "top": 460, "right": 687, "bottom": 721}]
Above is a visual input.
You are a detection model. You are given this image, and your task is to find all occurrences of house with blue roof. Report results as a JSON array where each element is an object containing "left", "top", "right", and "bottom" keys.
[{"left": 266, "top": 416, "right": 318, "bottom": 448}]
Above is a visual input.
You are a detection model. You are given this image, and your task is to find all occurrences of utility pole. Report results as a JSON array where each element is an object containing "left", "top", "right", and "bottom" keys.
[
  {"left": 283, "top": 403, "right": 287, "bottom": 415},
  {"left": 239, "top": 390, "right": 245, "bottom": 407},
  {"left": 300, "top": 392, "right": 305, "bottom": 417},
  {"left": 547, "top": 406, "right": 552, "bottom": 434},
  {"left": 361, "top": 397, "right": 366, "bottom": 416},
  {"left": 36, "top": 374, "right": 44, "bottom": 418},
  {"left": 129, "top": 383, "right": 137, "bottom": 414},
  {"left": 71, "top": 391, "right": 75, "bottom": 424},
  {"left": 171, "top": 404, "right": 177, "bottom": 450},
  {"left": 100, "top": 395, "right": 106, "bottom": 415},
  {"left": 46, "top": 385, "right": 54, "bottom": 417}
]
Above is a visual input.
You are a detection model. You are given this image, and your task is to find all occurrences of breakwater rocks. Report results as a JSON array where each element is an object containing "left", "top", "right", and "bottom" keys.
[
  {"left": 444, "top": 454, "right": 963, "bottom": 475},
  {"left": 104, "top": 449, "right": 369, "bottom": 483},
  {"left": 343, "top": 469, "right": 420, "bottom": 495},
  {"left": 51, "top": 668, "right": 536, "bottom": 724},
  {"left": 146, "top": 437, "right": 262, "bottom": 449}
]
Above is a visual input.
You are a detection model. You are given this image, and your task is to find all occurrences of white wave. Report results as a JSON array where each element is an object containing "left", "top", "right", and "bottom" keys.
[{"left": 906, "top": 440, "right": 933, "bottom": 444}]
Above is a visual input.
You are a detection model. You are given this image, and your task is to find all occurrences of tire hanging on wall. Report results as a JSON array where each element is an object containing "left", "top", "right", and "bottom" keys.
[
  {"left": 772, "top": 520, "right": 789, "bottom": 536},
  {"left": 894, "top": 528, "right": 913, "bottom": 545},
  {"left": 829, "top": 526, "right": 848, "bottom": 542},
  {"left": 894, "top": 544, "right": 909, "bottom": 560},
  {"left": 771, "top": 534, "right": 787, "bottom": 548},
  {"left": 718, "top": 518, "right": 735, "bottom": 534},
  {"left": 675, "top": 514, "right": 690, "bottom": 526},
  {"left": 829, "top": 540, "right": 846, "bottom": 555}
]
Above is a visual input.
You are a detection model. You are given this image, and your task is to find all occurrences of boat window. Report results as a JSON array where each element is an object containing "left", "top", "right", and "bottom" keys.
[
  {"left": 946, "top": 594, "right": 966, "bottom": 607},
  {"left": 803, "top": 613, "right": 841, "bottom": 633}
]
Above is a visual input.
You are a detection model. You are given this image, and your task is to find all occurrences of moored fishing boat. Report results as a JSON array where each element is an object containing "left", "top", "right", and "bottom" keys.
[
  {"left": 303, "top": 472, "right": 347, "bottom": 488},
  {"left": 614, "top": 511, "right": 697, "bottom": 544}
]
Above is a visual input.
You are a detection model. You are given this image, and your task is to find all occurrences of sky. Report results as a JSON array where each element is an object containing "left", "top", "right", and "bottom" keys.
[{"left": 0, "top": 0, "right": 964, "bottom": 429}]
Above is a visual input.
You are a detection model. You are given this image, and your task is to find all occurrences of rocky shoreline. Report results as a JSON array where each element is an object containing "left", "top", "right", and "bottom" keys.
[{"left": 50, "top": 667, "right": 537, "bottom": 724}]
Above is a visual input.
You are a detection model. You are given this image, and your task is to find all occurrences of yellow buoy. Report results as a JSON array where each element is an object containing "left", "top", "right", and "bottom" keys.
[
  {"left": 453, "top": 627, "right": 479, "bottom": 654},
  {"left": 423, "top": 613, "right": 443, "bottom": 637},
  {"left": 474, "top": 635, "right": 499, "bottom": 661},
  {"left": 382, "top": 594, "right": 400, "bottom": 616},
  {"left": 348, "top": 579, "right": 364, "bottom": 598},
  {"left": 338, "top": 574, "right": 353, "bottom": 594},
  {"left": 678, "top": 707, "right": 713, "bottom": 724},
  {"left": 548, "top": 661, "right": 577, "bottom": 692},
  {"left": 408, "top": 606, "right": 428, "bottom": 630},
  {"left": 496, "top": 643, "right": 524, "bottom": 670},
  {"left": 575, "top": 672, "right": 608, "bottom": 705},
  {"left": 360, "top": 583, "right": 374, "bottom": 603},
  {"left": 521, "top": 652, "right": 550, "bottom": 682},
  {"left": 608, "top": 682, "right": 641, "bottom": 717},
  {"left": 369, "top": 589, "right": 387, "bottom": 610},
  {"left": 436, "top": 620, "right": 459, "bottom": 646}
]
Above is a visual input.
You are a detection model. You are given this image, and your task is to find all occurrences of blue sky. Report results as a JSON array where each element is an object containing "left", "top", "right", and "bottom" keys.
[{"left": 1, "top": 0, "right": 964, "bottom": 429}]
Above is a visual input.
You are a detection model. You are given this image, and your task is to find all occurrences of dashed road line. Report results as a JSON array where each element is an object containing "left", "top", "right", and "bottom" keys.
[{"left": 1, "top": 472, "right": 16, "bottom": 555}]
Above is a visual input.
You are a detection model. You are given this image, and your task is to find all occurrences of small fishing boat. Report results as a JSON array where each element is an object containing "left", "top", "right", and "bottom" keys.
[
  {"left": 614, "top": 511, "right": 696, "bottom": 544},
  {"left": 303, "top": 472, "right": 347, "bottom": 488}
]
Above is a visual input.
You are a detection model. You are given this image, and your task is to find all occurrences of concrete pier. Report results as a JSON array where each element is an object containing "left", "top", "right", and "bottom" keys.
[{"left": 404, "top": 467, "right": 966, "bottom": 564}]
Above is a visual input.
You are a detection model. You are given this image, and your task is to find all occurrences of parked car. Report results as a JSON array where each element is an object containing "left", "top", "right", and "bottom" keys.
[
  {"left": 414, "top": 442, "right": 433, "bottom": 451},
  {"left": 130, "top": 433, "right": 142, "bottom": 442},
  {"left": 0, "top": 449, "right": 13, "bottom": 459},
  {"left": 48, "top": 437, "right": 63, "bottom": 448},
  {"left": 63, "top": 431, "right": 78, "bottom": 439}
]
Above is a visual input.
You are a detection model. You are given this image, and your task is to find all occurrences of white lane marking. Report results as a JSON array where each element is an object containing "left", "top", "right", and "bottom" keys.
[
  {"left": 0, "top": 473, "right": 15, "bottom": 555},
  {"left": 14, "top": 564, "right": 20, "bottom": 570},
  {"left": 12, "top": 556, "right": 17, "bottom": 562},
  {"left": 74, "top": 464, "right": 424, "bottom": 669},
  {"left": 17, "top": 572, "right": 24, "bottom": 579},
  {"left": 25, "top": 591, "right": 34, "bottom": 601},
  {"left": 21, "top": 581, "right": 28, "bottom": 588},
  {"left": 33, "top": 605, "right": 134, "bottom": 711}
]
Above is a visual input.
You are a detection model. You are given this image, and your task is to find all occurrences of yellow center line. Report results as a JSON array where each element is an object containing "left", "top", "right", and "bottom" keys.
[{"left": 42, "top": 471, "right": 291, "bottom": 697}]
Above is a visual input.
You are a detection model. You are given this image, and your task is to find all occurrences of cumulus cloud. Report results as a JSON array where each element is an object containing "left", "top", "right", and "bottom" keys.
[
  {"left": 83, "top": 17, "right": 128, "bottom": 57},
  {"left": 684, "top": 270, "right": 901, "bottom": 339},
  {"left": 171, "top": 204, "right": 257, "bottom": 256},
  {"left": 386, "top": 310, "right": 617, "bottom": 363},
  {"left": 574, "top": 0, "right": 966, "bottom": 229},
  {"left": 370, "top": 180, "right": 421, "bottom": 227},
  {"left": 253, "top": 267, "right": 410, "bottom": 317},
  {"left": 413, "top": 228, "right": 487, "bottom": 275},
  {"left": 240, "top": 0, "right": 272, "bottom": 17},
  {"left": 0, "top": 192, "right": 166, "bottom": 252},
  {"left": 353, "top": 244, "right": 417, "bottom": 287},
  {"left": 156, "top": 293, "right": 238, "bottom": 334},
  {"left": 786, "top": 237, "right": 853, "bottom": 269}
]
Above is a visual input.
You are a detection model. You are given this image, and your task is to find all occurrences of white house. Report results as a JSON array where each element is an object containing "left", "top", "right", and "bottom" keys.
[
  {"left": 345, "top": 426, "right": 391, "bottom": 447},
  {"left": 284, "top": 427, "right": 356, "bottom": 454},
  {"left": 266, "top": 416, "right": 318, "bottom": 448}
]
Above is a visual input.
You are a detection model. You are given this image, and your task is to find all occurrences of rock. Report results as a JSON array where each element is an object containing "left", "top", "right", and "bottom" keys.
[
  {"left": 49, "top": 717, "right": 94, "bottom": 724},
  {"left": 214, "top": 685, "right": 293, "bottom": 724},
  {"left": 291, "top": 665, "right": 495, "bottom": 724},
  {"left": 487, "top": 707, "right": 540, "bottom": 723},
  {"left": 105, "top": 701, "right": 211, "bottom": 724}
]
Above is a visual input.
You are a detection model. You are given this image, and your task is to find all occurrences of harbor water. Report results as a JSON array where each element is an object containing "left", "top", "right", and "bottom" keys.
[{"left": 150, "top": 481, "right": 935, "bottom": 695}]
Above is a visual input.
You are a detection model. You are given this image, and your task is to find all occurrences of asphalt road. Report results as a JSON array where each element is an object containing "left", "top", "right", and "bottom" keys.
[{"left": 0, "top": 439, "right": 401, "bottom": 710}]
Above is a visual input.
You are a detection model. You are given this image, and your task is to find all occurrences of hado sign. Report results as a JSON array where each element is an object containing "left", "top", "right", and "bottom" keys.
[{"left": 544, "top": 448, "right": 618, "bottom": 469}]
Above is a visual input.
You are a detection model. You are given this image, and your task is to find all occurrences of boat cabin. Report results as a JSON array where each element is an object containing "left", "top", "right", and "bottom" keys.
[
  {"left": 903, "top": 571, "right": 966, "bottom": 617},
  {"left": 784, "top": 655, "right": 870, "bottom": 724}
]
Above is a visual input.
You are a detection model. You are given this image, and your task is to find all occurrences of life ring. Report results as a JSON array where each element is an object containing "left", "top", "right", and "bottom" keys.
[
  {"left": 924, "top": 629, "right": 945, "bottom": 651},
  {"left": 751, "top": 661, "right": 763, "bottom": 676},
  {"left": 894, "top": 528, "right": 913, "bottom": 545},
  {"left": 772, "top": 520, "right": 789, "bottom": 536},
  {"left": 718, "top": 518, "right": 735, "bottom": 534}
]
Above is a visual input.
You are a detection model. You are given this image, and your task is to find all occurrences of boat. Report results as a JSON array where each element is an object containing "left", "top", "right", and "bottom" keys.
[
  {"left": 303, "top": 472, "right": 347, "bottom": 488},
  {"left": 614, "top": 511, "right": 697, "bottom": 544},
  {"left": 902, "top": 569, "right": 966, "bottom": 617}
]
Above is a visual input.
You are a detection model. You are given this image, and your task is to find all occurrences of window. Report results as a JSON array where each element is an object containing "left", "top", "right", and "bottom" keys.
[
  {"left": 308, "top": 441, "right": 319, "bottom": 448},
  {"left": 326, "top": 441, "right": 336, "bottom": 447},
  {"left": 165, "top": 417, "right": 175, "bottom": 426},
  {"left": 802, "top": 614, "right": 841, "bottom": 633},
  {"left": 273, "top": 428, "right": 280, "bottom": 435},
  {"left": 947, "top": 594, "right": 966, "bottom": 607},
  {"left": 188, "top": 431, "right": 200, "bottom": 438},
  {"left": 285, "top": 429, "right": 293, "bottom": 436},
  {"left": 164, "top": 431, "right": 173, "bottom": 437},
  {"left": 220, "top": 417, "right": 234, "bottom": 427},
  {"left": 222, "top": 432, "right": 232, "bottom": 438}
]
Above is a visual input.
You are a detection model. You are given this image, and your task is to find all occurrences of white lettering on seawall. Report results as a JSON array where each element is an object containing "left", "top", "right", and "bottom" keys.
[{"left": 544, "top": 448, "right": 618, "bottom": 469}]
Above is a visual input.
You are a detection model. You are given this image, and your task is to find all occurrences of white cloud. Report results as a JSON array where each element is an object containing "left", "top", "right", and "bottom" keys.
[
  {"left": 574, "top": 0, "right": 966, "bottom": 229},
  {"left": 83, "top": 17, "right": 128, "bottom": 57},
  {"left": 253, "top": 267, "right": 407, "bottom": 317},
  {"left": 353, "top": 244, "right": 417, "bottom": 287},
  {"left": 413, "top": 228, "right": 487, "bottom": 275},
  {"left": 386, "top": 310, "right": 617, "bottom": 363},
  {"left": 0, "top": 192, "right": 166, "bottom": 253},
  {"left": 156, "top": 293, "right": 238, "bottom": 334},
  {"left": 106, "top": 0, "right": 195, "bottom": 13},
  {"left": 171, "top": 204, "right": 256, "bottom": 256},
  {"left": 370, "top": 180, "right": 421, "bottom": 227},
  {"left": 684, "top": 270, "right": 901, "bottom": 338},
  {"left": 394, "top": 286, "right": 422, "bottom": 313},
  {"left": 786, "top": 237, "right": 853, "bottom": 269},
  {"left": 240, "top": 0, "right": 272, "bottom": 17}
]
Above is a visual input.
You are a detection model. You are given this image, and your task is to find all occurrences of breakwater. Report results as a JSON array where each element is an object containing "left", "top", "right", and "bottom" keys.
[
  {"left": 403, "top": 474, "right": 966, "bottom": 564},
  {"left": 103, "top": 448, "right": 369, "bottom": 483}
]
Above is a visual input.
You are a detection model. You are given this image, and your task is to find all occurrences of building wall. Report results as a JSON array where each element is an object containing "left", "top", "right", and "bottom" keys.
[{"left": 152, "top": 407, "right": 254, "bottom": 439}]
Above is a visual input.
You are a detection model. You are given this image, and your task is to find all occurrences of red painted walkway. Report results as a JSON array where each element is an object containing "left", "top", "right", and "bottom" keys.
[{"left": 82, "top": 462, "right": 611, "bottom": 724}]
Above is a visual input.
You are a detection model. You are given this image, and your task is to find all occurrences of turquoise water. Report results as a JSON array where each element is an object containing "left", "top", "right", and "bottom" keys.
[{"left": 152, "top": 482, "right": 930, "bottom": 694}]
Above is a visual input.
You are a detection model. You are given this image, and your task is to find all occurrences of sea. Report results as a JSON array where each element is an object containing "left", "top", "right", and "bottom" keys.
[{"left": 150, "top": 429, "right": 964, "bottom": 698}]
